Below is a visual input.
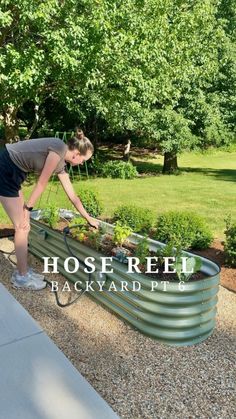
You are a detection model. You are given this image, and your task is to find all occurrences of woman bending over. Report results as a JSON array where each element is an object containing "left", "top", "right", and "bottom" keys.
[{"left": 0, "top": 129, "right": 99, "bottom": 290}]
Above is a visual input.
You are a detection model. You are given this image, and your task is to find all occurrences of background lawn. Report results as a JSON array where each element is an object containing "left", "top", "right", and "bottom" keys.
[{"left": 0, "top": 149, "right": 235, "bottom": 240}]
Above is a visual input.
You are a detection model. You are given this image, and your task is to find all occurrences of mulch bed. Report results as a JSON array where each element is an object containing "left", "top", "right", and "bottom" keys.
[
  {"left": 0, "top": 225, "right": 15, "bottom": 238},
  {"left": 192, "top": 239, "right": 236, "bottom": 293}
]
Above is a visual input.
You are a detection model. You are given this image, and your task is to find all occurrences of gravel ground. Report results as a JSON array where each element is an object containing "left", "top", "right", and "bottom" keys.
[{"left": 0, "top": 237, "right": 235, "bottom": 419}]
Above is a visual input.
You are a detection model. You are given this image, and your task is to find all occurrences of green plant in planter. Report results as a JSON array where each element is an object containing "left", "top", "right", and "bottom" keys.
[
  {"left": 98, "top": 224, "right": 109, "bottom": 236},
  {"left": 70, "top": 217, "right": 87, "bottom": 228},
  {"left": 224, "top": 215, "right": 236, "bottom": 267},
  {"left": 175, "top": 255, "right": 202, "bottom": 282},
  {"left": 43, "top": 204, "right": 60, "bottom": 229},
  {"left": 113, "top": 222, "right": 132, "bottom": 247},
  {"left": 69, "top": 217, "right": 88, "bottom": 242},
  {"left": 86, "top": 229, "right": 102, "bottom": 251},
  {"left": 134, "top": 236, "right": 150, "bottom": 265},
  {"left": 156, "top": 236, "right": 183, "bottom": 268},
  {"left": 156, "top": 237, "right": 202, "bottom": 282}
]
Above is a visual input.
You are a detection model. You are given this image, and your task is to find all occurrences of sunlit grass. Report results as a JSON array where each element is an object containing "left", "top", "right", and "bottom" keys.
[{"left": 0, "top": 149, "right": 235, "bottom": 240}]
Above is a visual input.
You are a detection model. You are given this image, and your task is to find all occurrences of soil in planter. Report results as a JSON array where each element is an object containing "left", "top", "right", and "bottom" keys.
[
  {"left": 145, "top": 267, "right": 206, "bottom": 282},
  {"left": 2, "top": 216, "right": 230, "bottom": 290},
  {"left": 42, "top": 219, "right": 208, "bottom": 283},
  {"left": 129, "top": 251, "right": 207, "bottom": 282}
]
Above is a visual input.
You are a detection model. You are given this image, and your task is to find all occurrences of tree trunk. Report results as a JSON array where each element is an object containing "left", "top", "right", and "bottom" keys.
[
  {"left": 123, "top": 139, "right": 131, "bottom": 161},
  {"left": 162, "top": 152, "right": 178, "bottom": 174},
  {"left": 3, "top": 105, "right": 20, "bottom": 143},
  {"left": 25, "top": 104, "right": 39, "bottom": 140}
]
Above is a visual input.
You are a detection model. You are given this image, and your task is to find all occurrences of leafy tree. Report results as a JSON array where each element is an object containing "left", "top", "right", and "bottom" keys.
[
  {"left": 0, "top": 0, "right": 234, "bottom": 177},
  {"left": 82, "top": 0, "right": 233, "bottom": 172},
  {"left": 0, "top": 0, "right": 88, "bottom": 142}
]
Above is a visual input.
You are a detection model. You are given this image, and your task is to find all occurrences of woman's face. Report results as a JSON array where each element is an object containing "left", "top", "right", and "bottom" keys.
[{"left": 70, "top": 149, "right": 93, "bottom": 166}]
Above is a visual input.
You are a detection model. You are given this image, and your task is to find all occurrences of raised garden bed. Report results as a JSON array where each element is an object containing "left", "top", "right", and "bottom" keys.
[{"left": 28, "top": 210, "right": 220, "bottom": 347}]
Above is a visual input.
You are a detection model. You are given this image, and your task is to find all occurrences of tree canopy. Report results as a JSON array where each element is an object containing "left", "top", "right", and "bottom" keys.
[{"left": 0, "top": 0, "right": 235, "bottom": 171}]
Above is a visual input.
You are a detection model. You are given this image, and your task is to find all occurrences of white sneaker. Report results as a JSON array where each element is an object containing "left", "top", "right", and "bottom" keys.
[
  {"left": 28, "top": 267, "right": 45, "bottom": 281},
  {"left": 12, "top": 268, "right": 45, "bottom": 282},
  {"left": 11, "top": 272, "right": 47, "bottom": 291}
]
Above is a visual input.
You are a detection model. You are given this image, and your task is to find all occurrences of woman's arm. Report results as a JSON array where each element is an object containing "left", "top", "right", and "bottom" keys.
[
  {"left": 58, "top": 172, "right": 99, "bottom": 228},
  {"left": 26, "top": 151, "right": 61, "bottom": 208}
]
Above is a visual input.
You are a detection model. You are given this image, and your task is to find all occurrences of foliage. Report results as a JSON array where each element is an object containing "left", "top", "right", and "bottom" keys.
[
  {"left": 68, "top": 216, "right": 104, "bottom": 246},
  {"left": 174, "top": 255, "right": 202, "bottom": 282},
  {"left": 86, "top": 0, "right": 235, "bottom": 162},
  {"left": 134, "top": 236, "right": 150, "bottom": 265},
  {"left": 224, "top": 215, "right": 236, "bottom": 267},
  {"left": 0, "top": 1, "right": 88, "bottom": 140},
  {"left": 78, "top": 189, "right": 103, "bottom": 218},
  {"left": 113, "top": 222, "right": 132, "bottom": 247},
  {"left": 42, "top": 204, "right": 60, "bottom": 229},
  {"left": 86, "top": 229, "right": 101, "bottom": 251},
  {"left": 69, "top": 217, "right": 87, "bottom": 228},
  {"left": 156, "top": 239, "right": 202, "bottom": 282},
  {"left": 113, "top": 204, "right": 154, "bottom": 233},
  {"left": 156, "top": 239, "right": 182, "bottom": 261},
  {"left": 88, "top": 156, "right": 104, "bottom": 175},
  {"left": 0, "top": 0, "right": 235, "bottom": 173},
  {"left": 101, "top": 160, "right": 138, "bottom": 179},
  {"left": 155, "top": 211, "right": 213, "bottom": 250},
  {"left": 69, "top": 217, "right": 88, "bottom": 241}
]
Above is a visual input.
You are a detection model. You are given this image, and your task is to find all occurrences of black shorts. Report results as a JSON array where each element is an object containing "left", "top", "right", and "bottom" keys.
[{"left": 0, "top": 148, "right": 28, "bottom": 197}]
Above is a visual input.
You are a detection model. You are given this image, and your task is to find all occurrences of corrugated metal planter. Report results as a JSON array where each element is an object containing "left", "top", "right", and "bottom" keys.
[{"left": 29, "top": 216, "right": 220, "bottom": 347}]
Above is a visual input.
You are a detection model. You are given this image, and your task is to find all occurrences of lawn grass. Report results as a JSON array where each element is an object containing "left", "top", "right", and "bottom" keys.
[{"left": 0, "top": 149, "right": 235, "bottom": 240}]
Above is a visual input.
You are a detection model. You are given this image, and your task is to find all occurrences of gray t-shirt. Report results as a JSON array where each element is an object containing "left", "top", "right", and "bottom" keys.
[{"left": 6, "top": 138, "right": 68, "bottom": 175}]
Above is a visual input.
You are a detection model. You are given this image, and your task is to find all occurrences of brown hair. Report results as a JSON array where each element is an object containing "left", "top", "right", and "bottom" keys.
[{"left": 67, "top": 128, "right": 94, "bottom": 155}]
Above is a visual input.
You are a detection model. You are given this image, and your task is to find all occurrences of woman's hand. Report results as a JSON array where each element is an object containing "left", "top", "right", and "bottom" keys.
[
  {"left": 87, "top": 217, "right": 100, "bottom": 229},
  {"left": 22, "top": 207, "right": 31, "bottom": 230}
]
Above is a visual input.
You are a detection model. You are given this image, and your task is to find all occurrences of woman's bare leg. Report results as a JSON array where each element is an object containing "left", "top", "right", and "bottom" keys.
[{"left": 0, "top": 192, "right": 30, "bottom": 275}]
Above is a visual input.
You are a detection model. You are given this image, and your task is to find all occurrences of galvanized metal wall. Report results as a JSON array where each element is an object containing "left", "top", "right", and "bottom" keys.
[{"left": 29, "top": 219, "right": 220, "bottom": 347}]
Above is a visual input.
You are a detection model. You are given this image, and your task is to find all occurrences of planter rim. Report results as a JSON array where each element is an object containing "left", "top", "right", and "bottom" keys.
[
  {"left": 30, "top": 210, "right": 221, "bottom": 282},
  {"left": 97, "top": 219, "right": 221, "bottom": 277}
]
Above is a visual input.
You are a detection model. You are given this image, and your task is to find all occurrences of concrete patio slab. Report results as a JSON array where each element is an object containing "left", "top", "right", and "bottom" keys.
[
  {"left": 0, "top": 283, "right": 43, "bottom": 347},
  {"left": 0, "top": 283, "right": 119, "bottom": 419}
]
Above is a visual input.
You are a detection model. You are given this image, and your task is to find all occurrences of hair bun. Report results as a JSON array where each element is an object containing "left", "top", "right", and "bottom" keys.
[{"left": 75, "top": 128, "right": 84, "bottom": 141}]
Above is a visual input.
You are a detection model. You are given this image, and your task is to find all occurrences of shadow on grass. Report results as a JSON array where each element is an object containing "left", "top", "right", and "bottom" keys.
[
  {"left": 132, "top": 160, "right": 163, "bottom": 174},
  {"left": 132, "top": 159, "right": 236, "bottom": 182},
  {"left": 98, "top": 144, "right": 236, "bottom": 182},
  {"left": 181, "top": 166, "right": 236, "bottom": 183}
]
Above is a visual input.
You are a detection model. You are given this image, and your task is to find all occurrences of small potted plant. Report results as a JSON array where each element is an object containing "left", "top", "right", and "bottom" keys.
[{"left": 111, "top": 222, "right": 133, "bottom": 263}]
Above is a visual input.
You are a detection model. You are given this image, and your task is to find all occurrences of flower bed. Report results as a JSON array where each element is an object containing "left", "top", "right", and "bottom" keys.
[{"left": 29, "top": 210, "right": 220, "bottom": 347}]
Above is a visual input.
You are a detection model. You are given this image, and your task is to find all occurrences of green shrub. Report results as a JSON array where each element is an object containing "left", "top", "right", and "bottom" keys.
[
  {"left": 78, "top": 189, "right": 103, "bottom": 218},
  {"left": 156, "top": 239, "right": 203, "bottom": 282},
  {"left": 155, "top": 211, "right": 213, "bottom": 250},
  {"left": 113, "top": 205, "right": 155, "bottom": 233},
  {"left": 88, "top": 156, "right": 103, "bottom": 175},
  {"left": 224, "top": 216, "right": 236, "bottom": 267},
  {"left": 101, "top": 160, "right": 138, "bottom": 179},
  {"left": 113, "top": 222, "right": 132, "bottom": 246}
]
